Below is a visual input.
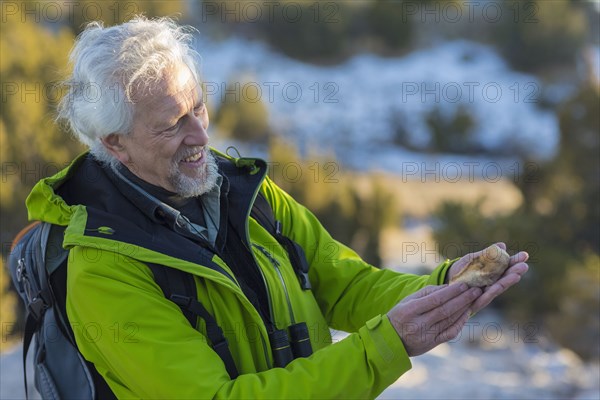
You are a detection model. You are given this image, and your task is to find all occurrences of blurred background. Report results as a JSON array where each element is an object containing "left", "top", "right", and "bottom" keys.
[{"left": 1, "top": 0, "right": 599, "bottom": 398}]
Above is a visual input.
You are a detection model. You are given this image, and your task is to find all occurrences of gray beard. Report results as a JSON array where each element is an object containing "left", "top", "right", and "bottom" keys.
[{"left": 169, "top": 149, "right": 219, "bottom": 198}]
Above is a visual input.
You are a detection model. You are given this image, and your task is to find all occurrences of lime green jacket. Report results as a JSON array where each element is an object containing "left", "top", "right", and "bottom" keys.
[{"left": 26, "top": 151, "right": 452, "bottom": 399}]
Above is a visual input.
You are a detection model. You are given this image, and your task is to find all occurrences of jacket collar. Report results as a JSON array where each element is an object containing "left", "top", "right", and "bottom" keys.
[{"left": 27, "top": 150, "right": 268, "bottom": 272}]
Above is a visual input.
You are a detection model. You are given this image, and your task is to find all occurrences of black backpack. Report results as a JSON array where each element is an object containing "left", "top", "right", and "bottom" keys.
[{"left": 8, "top": 193, "right": 310, "bottom": 399}]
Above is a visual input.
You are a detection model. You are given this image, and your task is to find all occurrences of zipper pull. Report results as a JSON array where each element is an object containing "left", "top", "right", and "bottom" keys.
[
  {"left": 16, "top": 258, "right": 25, "bottom": 283},
  {"left": 86, "top": 226, "right": 115, "bottom": 235}
]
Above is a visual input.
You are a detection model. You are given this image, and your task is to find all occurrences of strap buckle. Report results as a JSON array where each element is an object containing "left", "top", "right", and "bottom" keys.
[
  {"left": 298, "top": 271, "right": 312, "bottom": 291},
  {"left": 27, "top": 297, "right": 49, "bottom": 321}
]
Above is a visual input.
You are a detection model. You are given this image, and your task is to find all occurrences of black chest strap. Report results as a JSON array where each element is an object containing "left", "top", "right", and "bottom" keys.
[{"left": 147, "top": 264, "right": 239, "bottom": 379}]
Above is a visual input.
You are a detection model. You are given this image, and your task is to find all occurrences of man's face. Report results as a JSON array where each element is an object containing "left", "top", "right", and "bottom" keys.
[{"left": 109, "top": 63, "right": 218, "bottom": 197}]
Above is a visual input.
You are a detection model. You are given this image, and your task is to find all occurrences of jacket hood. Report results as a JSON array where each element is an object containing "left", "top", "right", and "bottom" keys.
[{"left": 26, "top": 152, "right": 89, "bottom": 226}]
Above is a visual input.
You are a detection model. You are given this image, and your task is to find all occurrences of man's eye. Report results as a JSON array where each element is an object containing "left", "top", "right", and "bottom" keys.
[{"left": 162, "top": 122, "right": 180, "bottom": 135}]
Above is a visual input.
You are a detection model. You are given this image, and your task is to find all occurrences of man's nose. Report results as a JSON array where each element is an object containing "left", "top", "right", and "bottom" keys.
[{"left": 183, "top": 115, "right": 209, "bottom": 146}]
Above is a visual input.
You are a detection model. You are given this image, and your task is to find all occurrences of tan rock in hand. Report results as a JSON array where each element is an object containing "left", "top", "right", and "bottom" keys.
[{"left": 450, "top": 244, "right": 511, "bottom": 287}]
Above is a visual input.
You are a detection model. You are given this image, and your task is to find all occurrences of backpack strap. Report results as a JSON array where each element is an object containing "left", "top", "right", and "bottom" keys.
[
  {"left": 22, "top": 311, "right": 36, "bottom": 399},
  {"left": 44, "top": 225, "right": 73, "bottom": 342},
  {"left": 147, "top": 264, "right": 239, "bottom": 379},
  {"left": 44, "top": 225, "right": 116, "bottom": 400},
  {"left": 13, "top": 223, "right": 50, "bottom": 400},
  {"left": 251, "top": 192, "right": 312, "bottom": 290}
]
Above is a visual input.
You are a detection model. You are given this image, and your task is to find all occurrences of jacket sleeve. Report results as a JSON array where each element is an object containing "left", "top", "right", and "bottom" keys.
[
  {"left": 67, "top": 246, "right": 411, "bottom": 399},
  {"left": 260, "top": 177, "right": 453, "bottom": 333}
]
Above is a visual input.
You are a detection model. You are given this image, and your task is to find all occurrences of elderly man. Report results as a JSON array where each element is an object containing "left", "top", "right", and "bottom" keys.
[{"left": 26, "top": 16, "right": 528, "bottom": 398}]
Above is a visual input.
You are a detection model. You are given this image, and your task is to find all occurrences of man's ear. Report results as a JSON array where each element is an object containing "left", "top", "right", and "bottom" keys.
[{"left": 100, "top": 134, "right": 130, "bottom": 163}]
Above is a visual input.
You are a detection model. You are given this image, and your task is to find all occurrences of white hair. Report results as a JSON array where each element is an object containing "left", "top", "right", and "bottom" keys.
[{"left": 57, "top": 16, "right": 201, "bottom": 167}]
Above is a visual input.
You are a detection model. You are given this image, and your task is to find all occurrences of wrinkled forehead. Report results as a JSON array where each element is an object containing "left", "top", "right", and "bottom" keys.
[{"left": 134, "top": 64, "right": 201, "bottom": 109}]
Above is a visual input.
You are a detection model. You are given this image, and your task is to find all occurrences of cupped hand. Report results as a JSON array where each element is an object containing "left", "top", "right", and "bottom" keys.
[{"left": 387, "top": 284, "right": 482, "bottom": 357}]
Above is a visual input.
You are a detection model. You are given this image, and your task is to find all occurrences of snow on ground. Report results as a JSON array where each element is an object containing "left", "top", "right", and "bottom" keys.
[
  {"left": 197, "top": 36, "right": 560, "bottom": 168},
  {"left": 2, "top": 310, "right": 597, "bottom": 399}
]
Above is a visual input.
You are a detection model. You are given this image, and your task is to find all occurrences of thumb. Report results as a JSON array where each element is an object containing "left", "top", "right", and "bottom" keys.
[{"left": 494, "top": 242, "right": 507, "bottom": 251}]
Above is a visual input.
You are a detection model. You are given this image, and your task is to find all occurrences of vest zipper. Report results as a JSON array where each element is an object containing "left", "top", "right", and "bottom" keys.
[{"left": 252, "top": 244, "right": 296, "bottom": 325}]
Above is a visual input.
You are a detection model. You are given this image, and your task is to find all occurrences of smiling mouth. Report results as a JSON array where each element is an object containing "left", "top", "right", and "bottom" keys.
[{"left": 180, "top": 150, "right": 203, "bottom": 163}]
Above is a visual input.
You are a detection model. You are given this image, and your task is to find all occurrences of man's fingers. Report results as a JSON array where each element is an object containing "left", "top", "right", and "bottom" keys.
[
  {"left": 469, "top": 261, "right": 528, "bottom": 314},
  {"left": 400, "top": 285, "right": 445, "bottom": 306},
  {"left": 424, "top": 287, "right": 481, "bottom": 325},
  {"left": 495, "top": 261, "right": 528, "bottom": 285},
  {"left": 509, "top": 251, "right": 529, "bottom": 266},
  {"left": 435, "top": 310, "right": 471, "bottom": 345},
  {"left": 395, "top": 285, "right": 446, "bottom": 316},
  {"left": 429, "top": 303, "right": 472, "bottom": 336},
  {"left": 470, "top": 272, "right": 523, "bottom": 314},
  {"left": 410, "top": 285, "right": 446, "bottom": 299},
  {"left": 505, "top": 261, "right": 529, "bottom": 276},
  {"left": 411, "top": 283, "right": 471, "bottom": 314}
]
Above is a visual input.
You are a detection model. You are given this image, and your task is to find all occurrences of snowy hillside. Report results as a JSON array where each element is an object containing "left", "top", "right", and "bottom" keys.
[{"left": 198, "top": 36, "right": 561, "bottom": 167}]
